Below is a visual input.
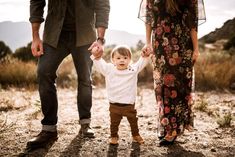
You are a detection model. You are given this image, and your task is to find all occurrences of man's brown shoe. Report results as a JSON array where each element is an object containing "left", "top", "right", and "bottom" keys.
[
  {"left": 27, "top": 130, "right": 58, "bottom": 148},
  {"left": 79, "top": 124, "right": 95, "bottom": 138}
]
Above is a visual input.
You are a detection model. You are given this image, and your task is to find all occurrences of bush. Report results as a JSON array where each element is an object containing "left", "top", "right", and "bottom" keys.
[
  {"left": 56, "top": 55, "right": 77, "bottom": 88},
  {"left": 13, "top": 42, "right": 37, "bottom": 62},
  {"left": 224, "top": 36, "right": 235, "bottom": 50},
  {"left": 195, "top": 52, "right": 235, "bottom": 91},
  {"left": 0, "top": 58, "right": 37, "bottom": 87},
  {"left": 217, "top": 112, "right": 232, "bottom": 128},
  {"left": 0, "top": 41, "right": 12, "bottom": 61}
]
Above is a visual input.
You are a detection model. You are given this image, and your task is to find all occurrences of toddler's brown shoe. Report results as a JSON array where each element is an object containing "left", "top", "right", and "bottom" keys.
[
  {"left": 133, "top": 135, "right": 144, "bottom": 144},
  {"left": 110, "top": 137, "right": 118, "bottom": 145}
]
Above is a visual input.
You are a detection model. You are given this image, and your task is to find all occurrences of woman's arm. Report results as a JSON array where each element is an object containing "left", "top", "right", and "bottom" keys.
[
  {"left": 146, "top": 24, "right": 152, "bottom": 45},
  {"left": 142, "top": 24, "right": 153, "bottom": 57},
  {"left": 191, "top": 28, "right": 199, "bottom": 63},
  {"left": 188, "top": 0, "right": 199, "bottom": 63}
]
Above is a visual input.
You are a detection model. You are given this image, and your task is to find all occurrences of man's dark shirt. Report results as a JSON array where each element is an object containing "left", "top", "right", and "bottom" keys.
[
  {"left": 29, "top": 0, "right": 110, "bottom": 48},
  {"left": 62, "top": 0, "right": 75, "bottom": 31}
]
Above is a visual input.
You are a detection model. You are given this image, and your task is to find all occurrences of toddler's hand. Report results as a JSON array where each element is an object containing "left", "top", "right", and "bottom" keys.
[
  {"left": 91, "top": 46, "right": 100, "bottom": 59},
  {"left": 141, "top": 44, "right": 153, "bottom": 57}
]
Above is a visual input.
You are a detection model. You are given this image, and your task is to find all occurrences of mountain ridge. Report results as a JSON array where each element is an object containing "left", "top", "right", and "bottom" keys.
[
  {"left": 199, "top": 17, "right": 235, "bottom": 43},
  {"left": 0, "top": 21, "right": 145, "bottom": 52}
]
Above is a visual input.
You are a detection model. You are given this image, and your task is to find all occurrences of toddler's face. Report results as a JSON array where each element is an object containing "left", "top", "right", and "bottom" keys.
[{"left": 112, "top": 52, "right": 131, "bottom": 70}]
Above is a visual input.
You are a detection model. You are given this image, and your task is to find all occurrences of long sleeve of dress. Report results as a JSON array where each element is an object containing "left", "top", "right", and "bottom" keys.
[
  {"left": 138, "top": 0, "right": 154, "bottom": 25},
  {"left": 198, "top": 0, "right": 206, "bottom": 25}
]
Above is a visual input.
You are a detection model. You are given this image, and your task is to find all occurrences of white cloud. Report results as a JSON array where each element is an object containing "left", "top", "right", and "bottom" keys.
[{"left": 0, "top": 0, "right": 29, "bottom": 22}]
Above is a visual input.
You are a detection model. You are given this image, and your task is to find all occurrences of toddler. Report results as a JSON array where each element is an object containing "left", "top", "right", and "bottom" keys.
[{"left": 90, "top": 45, "right": 150, "bottom": 145}]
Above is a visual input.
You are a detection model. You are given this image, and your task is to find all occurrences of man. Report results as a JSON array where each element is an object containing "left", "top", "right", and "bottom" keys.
[{"left": 27, "top": 0, "right": 110, "bottom": 148}]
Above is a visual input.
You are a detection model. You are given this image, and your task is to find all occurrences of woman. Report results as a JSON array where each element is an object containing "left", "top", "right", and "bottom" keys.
[{"left": 139, "top": 0, "right": 205, "bottom": 145}]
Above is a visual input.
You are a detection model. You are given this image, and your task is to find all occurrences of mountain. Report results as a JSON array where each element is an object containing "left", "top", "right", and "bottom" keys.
[
  {"left": 0, "top": 21, "right": 144, "bottom": 52},
  {"left": 199, "top": 17, "right": 235, "bottom": 43},
  {"left": 0, "top": 21, "right": 31, "bottom": 51}
]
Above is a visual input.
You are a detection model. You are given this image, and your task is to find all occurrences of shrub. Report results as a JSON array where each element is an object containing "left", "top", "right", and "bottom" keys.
[
  {"left": 0, "top": 41, "right": 12, "bottom": 61},
  {"left": 195, "top": 52, "right": 235, "bottom": 91},
  {"left": 56, "top": 55, "right": 77, "bottom": 88},
  {"left": 13, "top": 42, "right": 37, "bottom": 62},
  {"left": 224, "top": 36, "right": 235, "bottom": 50},
  {"left": 217, "top": 112, "right": 232, "bottom": 128},
  {"left": 0, "top": 58, "right": 37, "bottom": 87}
]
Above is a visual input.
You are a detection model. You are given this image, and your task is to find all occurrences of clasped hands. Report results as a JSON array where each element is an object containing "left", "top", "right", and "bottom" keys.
[
  {"left": 89, "top": 42, "right": 153, "bottom": 59},
  {"left": 88, "top": 40, "right": 104, "bottom": 59}
]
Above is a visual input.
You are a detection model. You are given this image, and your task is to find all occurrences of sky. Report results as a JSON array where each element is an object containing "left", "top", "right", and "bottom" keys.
[{"left": 0, "top": 0, "right": 235, "bottom": 38}]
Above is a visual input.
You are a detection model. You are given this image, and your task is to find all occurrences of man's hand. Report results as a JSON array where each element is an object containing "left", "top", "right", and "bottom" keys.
[
  {"left": 141, "top": 43, "right": 153, "bottom": 57},
  {"left": 31, "top": 37, "right": 43, "bottom": 57},
  {"left": 31, "top": 23, "right": 43, "bottom": 57},
  {"left": 88, "top": 41, "right": 104, "bottom": 59}
]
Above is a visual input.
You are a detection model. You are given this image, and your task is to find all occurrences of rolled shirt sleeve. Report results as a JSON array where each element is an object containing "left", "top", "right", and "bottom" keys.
[
  {"left": 29, "top": 0, "right": 46, "bottom": 23},
  {"left": 94, "top": 0, "right": 110, "bottom": 28}
]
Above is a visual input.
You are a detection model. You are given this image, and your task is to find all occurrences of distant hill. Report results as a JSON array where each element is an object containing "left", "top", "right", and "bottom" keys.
[
  {"left": 0, "top": 21, "right": 31, "bottom": 52},
  {"left": 0, "top": 21, "right": 144, "bottom": 52},
  {"left": 199, "top": 17, "right": 235, "bottom": 43}
]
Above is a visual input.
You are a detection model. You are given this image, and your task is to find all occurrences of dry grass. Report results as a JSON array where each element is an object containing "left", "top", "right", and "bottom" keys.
[
  {"left": 0, "top": 50, "right": 234, "bottom": 91},
  {"left": 217, "top": 112, "right": 233, "bottom": 127},
  {"left": 195, "top": 52, "right": 235, "bottom": 91},
  {"left": 56, "top": 55, "right": 77, "bottom": 88},
  {"left": 0, "top": 58, "right": 37, "bottom": 87},
  {"left": 194, "top": 98, "right": 208, "bottom": 112}
]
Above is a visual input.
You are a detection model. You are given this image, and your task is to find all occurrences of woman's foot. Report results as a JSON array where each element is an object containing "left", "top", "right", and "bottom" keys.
[
  {"left": 158, "top": 136, "right": 164, "bottom": 140},
  {"left": 133, "top": 135, "right": 144, "bottom": 144},
  {"left": 159, "top": 139, "right": 174, "bottom": 146},
  {"left": 159, "top": 136, "right": 177, "bottom": 146}
]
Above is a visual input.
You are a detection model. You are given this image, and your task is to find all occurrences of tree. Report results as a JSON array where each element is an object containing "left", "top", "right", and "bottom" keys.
[
  {"left": 13, "top": 42, "right": 37, "bottom": 62},
  {"left": 224, "top": 36, "right": 235, "bottom": 55},
  {"left": 0, "top": 41, "right": 12, "bottom": 60},
  {"left": 135, "top": 40, "right": 145, "bottom": 51}
]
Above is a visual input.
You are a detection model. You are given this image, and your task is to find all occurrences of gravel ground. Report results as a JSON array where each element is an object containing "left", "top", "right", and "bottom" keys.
[{"left": 0, "top": 87, "right": 234, "bottom": 157}]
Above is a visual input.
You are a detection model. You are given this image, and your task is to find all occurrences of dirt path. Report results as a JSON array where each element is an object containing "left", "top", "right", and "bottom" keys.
[{"left": 0, "top": 87, "right": 234, "bottom": 157}]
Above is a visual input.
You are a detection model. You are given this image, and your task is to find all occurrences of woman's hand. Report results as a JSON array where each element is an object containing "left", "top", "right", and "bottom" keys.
[
  {"left": 141, "top": 43, "right": 153, "bottom": 57},
  {"left": 192, "top": 49, "right": 200, "bottom": 64}
]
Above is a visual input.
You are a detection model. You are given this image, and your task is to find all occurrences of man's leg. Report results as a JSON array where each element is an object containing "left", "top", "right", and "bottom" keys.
[
  {"left": 71, "top": 44, "right": 94, "bottom": 137},
  {"left": 27, "top": 38, "right": 70, "bottom": 148}
]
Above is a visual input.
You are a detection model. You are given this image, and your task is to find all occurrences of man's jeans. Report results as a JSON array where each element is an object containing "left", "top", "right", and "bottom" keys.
[{"left": 37, "top": 31, "right": 93, "bottom": 131}]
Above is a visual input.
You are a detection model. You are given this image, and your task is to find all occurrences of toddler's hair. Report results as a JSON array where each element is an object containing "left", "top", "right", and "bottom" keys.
[{"left": 111, "top": 45, "right": 132, "bottom": 60}]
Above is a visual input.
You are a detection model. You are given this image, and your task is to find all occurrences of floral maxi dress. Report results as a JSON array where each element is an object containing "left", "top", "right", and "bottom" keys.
[{"left": 139, "top": 0, "right": 199, "bottom": 140}]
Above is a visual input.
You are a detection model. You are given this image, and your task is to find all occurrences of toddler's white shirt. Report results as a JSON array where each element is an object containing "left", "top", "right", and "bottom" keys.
[{"left": 91, "top": 55, "right": 150, "bottom": 104}]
